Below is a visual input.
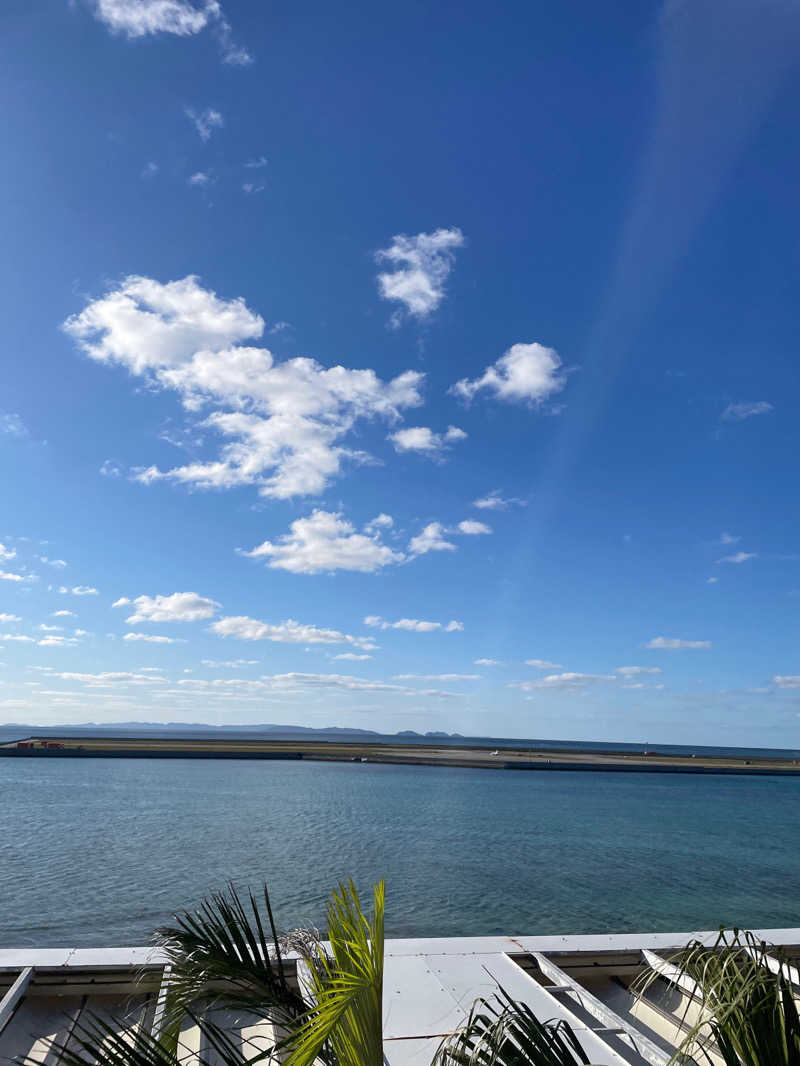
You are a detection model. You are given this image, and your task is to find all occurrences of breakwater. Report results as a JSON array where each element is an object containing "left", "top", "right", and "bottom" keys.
[{"left": 3, "top": 735, "right": 800, "bottom": 775}]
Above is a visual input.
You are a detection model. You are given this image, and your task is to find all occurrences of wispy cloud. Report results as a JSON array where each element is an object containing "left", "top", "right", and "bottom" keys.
[
  {"left": 123, "top": 633, "right": 184, "bottom": 644},
  {"left": 773, "top": 675, "right": 800, "bottom": 690},
  {"left": 645, "top": 636, "right": 711, "bottom": 650},
  {"left": 472, "top": 490, "right": 526, "bottom": 511},
  {"left": 90, "top": 1, "right": 251, "bottom": 66},
  {"left": 393, "top": 673, "right": 480, "bottom": 682},
  {"left": 365, "top": 616, "right": 463, "bottom": 633},
  {"left": 720, "top": 401, "right": 773, "bottom": 423},
  {"left": 211, "top": 615, "right": 375, "bottom": 650},
  {"left": 0, "top": 412, "right": 28, "bottom": 438},
  {"left": 185, "top": 107, "right": 224, "bottom": 141},
  {"left": 615, "top": 666, "right": 661, "bottom": 677},
  {"left": 1, "top": 570, "right": 36, "bottom": 583},
  {"left": 716, "top": 551, "right": 757, "bottom": 564},
  {"left": 510, "top": 672, "right": 616, "bottom": 691},
  {"left": 100, "top": 459, "right": 122, "bottom": 477}
]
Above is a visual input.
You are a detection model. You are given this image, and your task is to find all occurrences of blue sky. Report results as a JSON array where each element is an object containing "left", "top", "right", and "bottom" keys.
[{"left": 1, "top": 0, "right": 799, "bottom": 745}]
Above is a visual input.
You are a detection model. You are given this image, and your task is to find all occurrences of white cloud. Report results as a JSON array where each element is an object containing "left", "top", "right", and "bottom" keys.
[
  {"left": 37, "top": 635, "right": 80, "bottom": 648},
  {"left": 364, "top": 616, "right": 463, "bottom": 633},
  {"left": 141, "top": 161, "right": 159, "bottom": 179},
  {"left": 472, "top": 490, "right": 525, "bottom": 510},
  {"left": 773, "top": 675, "right": 800, "bottom": 690},
  {"left": 118, "top": 591, "right": 219, "bottom": 623},
  {"left": 716, "top": 551, "right": 757, "bottom": 564},
  {"left": 408, "top": 522, "right": 456, "bottom": 556},
  {"left": 457, "top": 519, "right": 491, "bottom": 535},
  {"left": 38, "top": 557, "right": 67, "bottom": 568},
  {"left": 0, "top": 613, "right": 21, "bottom": 623},
  {"left": 58, "top": 585, "right": 98, "bottom": 595},
  {"left": 201, "top": 659, "right": 258, "bottom": 667},
  {"left": 615, "top": 666, "right": 662, "bottom": 677},
  {"left": 525, "top": 659, "right": 563, "bottom": 669},
  {"left": 39, "top": 624, "right": 63, "bottom": 632},
  {"left": 332, "top": 653, "right": 372, "bottom": 661},
  {"left": 451, "top": 342, "right": 566, "bottom": 406},
  {"left": 188, "top": 171, "right": 212, "bottom": 186},
  {"left": 375, "top": 227, "right": 464, "bottom": 321},
  {"left": 706, "top": 576, "right": 719, "bottom": 584},
  {"left": 1, "top": 570, "right": 33, "bottom": 583},
  {"left": 93, "top": 0, "right": 213, "bottom": 37},
  {"left": 211, "top": 614, "right": 376, "bottom": 650},
  {"left": 364, "top": 513, "right": 393, "bottom": 535},
  {"left": 721, "top": 401, "right": 773, "bottom": 422},
  {"left": 91, "top": 0, "right": 251, "bottom": 64},
  {"left": 0, "top": 543, "right": 16, "bottom": 561},
  {"left": 258, "top": 672, "right": 454, "bottom": 697},
  {"left": 645, "top": 637, "right": 711, "bottom": 650},
  {"left": 0, "top": 413, "right": 28, "bottom": 438},
  {"left": 0, "top": 633, "right": 34, "bottom": 643},
  {"left": 245, "top": 156, "right": 268, "bottom": 169},
  {"left": 55, "top": 670, "right": 166, "bottom": 685},
  {"left": 242, "top": 182, "right": 265, "bottom": 195},
  {"left": 719, "top": 531, "right": 740, "bottom": 545},
  {"left": 474, "top": 658, "right": 502, "bottom": 666},
  {"left": 389, "top": 425, "right": 466, "bottom": 457},
  {"left": 393, "top": 673, "right": 480, "bottom": 681},
  {"left": 64, "top": 275, "right": 425, "bottom": 500},
  {"left": 52, "top": 610, "right": 75, "bottom": 617},
  {"left": 511, "top": 672, "right": 616, "bottom": 691},
  {"left": 241, "top": 510, "right": 404, "bottom": 574},
  {"left": 63, "top": 275, "right": 262, "bottom": 374},
  {"left": 185, "top": 107, "right": 223, "bottom": 141},
  {"left": 123, "top": 632, "right": 183, "bottom": 643},
  {"left": 100, "top": 459, "right": 122, "bottom": 477}
]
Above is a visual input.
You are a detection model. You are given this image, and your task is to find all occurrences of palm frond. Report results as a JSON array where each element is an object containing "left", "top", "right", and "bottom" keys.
[
  {"left": 433, "top": 987, "right": 591, "bottom": 1066},
  {"left": 153, "top": 882, "right": 307, "bottom": 1032},
  {"left": 634, "top": 929, "right": 800, "bottom": 1066},
  {"left": 21, "top": 1009, "right": 272, "bottom": 1066},
  {"left": 283, "top": 879, "right": 385, "bottom": 1066}
]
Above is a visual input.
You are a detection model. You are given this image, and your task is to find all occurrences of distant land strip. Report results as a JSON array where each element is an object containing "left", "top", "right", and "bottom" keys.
[{"left": 3, "top": 735, "right": 800, "bottom": 776}]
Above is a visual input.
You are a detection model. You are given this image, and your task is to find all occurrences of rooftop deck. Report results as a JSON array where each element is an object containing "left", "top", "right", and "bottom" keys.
[{"left": 3, "top": 929, "right": 800, "bottom": 1066}]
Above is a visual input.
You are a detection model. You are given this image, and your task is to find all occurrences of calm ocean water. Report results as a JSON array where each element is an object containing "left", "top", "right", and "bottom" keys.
[{"left": 2, "top": 755, "right": 800, "bottom": 947}]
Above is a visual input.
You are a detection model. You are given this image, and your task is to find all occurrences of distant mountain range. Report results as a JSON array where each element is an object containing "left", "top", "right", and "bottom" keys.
[{"left": 0, "top": 721, "right": 464, "bottom": 739}]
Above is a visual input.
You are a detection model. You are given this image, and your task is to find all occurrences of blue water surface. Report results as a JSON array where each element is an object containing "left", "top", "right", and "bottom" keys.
[{"left": 2, "top": 758, "right": 799, "bottom": 946}]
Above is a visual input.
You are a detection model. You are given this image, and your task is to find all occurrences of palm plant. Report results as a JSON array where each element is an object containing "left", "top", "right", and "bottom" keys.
[
  {"left": 281, "top": 879, "right": 385, "bottom": 1066},
  {"left": 634, "top": 929, "right": 800, "bottom": 1065},
  {"left": 152, "top": 882, "right": 307, "bottom": 1041},
  {"left": 432, "top": 987, "right": 593, "bottom": 1066},
  {"left": 24, "top": 879, "right": 384, "bottom": 1066}
]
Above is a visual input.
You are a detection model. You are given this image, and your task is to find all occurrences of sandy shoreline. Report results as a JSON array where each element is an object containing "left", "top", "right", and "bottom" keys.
[{"left": 2, "top": 735, "right": 800, "bottom": 775}]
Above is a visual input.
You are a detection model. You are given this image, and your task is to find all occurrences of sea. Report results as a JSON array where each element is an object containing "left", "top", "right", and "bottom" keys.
[{"left": 2, "top": 725, "right": 800, "bottom": 947}]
